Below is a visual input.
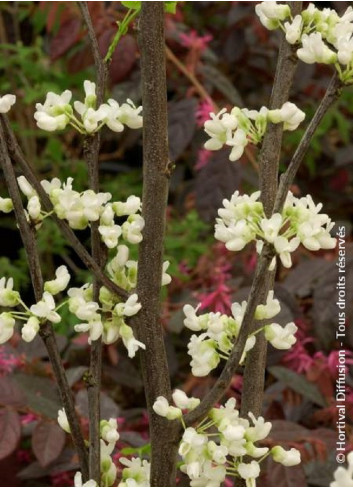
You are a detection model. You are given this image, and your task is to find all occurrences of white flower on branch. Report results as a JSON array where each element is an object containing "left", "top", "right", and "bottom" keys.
[
  {"left": 0, "top": 312, "right": 15, "bottom": 344},
  {"left": 100, "top": 418, "right": 120, "bottom": 444},
  {"left": 21, "top": 316, "right": 40, "bottom": 343},
  {"left": 330, "top": 451, "right": 353, "bottom": 486},
  {"left": 265, "top": 322, "right": 298, "bottom": 350},
  {"left": 118, "top": 457, "right": 151, "bottom": 487},
  {"left": 271, "top": 446, "right": 301, "bottom": 466},
  {"left": 0, "top": 94, "right": 16, "bottom": 113},
  {"left": 0, "top": 196, "right": 13, "bottom": 213},
  {"left": 57, "top": 408, "right": 71, "bottom": 433},
  {"left": 30, "top": 292, "right": 61, "bottom": 323},
  {"left": 0, "top": 277, "right": 20, "bottom": 307},
  {"left": 44, "top": 265, "right": 71, "bottom": 295}
]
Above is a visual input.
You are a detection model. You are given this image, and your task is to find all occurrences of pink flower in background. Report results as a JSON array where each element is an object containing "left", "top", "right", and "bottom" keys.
[
  {"left": 179, "top": 30, "right": 213, "bottom": 52},
  {"left": 196, "top": 99, "right": 215, "bottom": 127},
  {"left": 0, "top": 346, "right": 24, "bottom": 375},
  {"left": 51, "top": 471, "right": 73, "bottom": 487},
  {"left": 21, "top": 413, "right": 38, "bottom": 425},
  {"left": 282, "top": 336, "right": 314, "bottom": 374},
  {"left": 195, "top": 148, "right": 212, "bottom": 171}
]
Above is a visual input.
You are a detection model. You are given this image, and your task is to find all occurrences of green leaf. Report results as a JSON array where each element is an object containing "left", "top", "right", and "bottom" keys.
[
  {"left": 164, "top": 1, "right": 177, "bottom": 14},
  {"left": 121, "top": 1, "right": 141, "bottom": 10},
  {"left": 268, "top": 366, "right": 327, "bottom": 407}
]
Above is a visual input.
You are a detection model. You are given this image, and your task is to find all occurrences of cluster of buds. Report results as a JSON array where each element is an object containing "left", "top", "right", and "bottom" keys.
[
  {"left": 204, "top": 102, "right": 305, "bottom": 163},
  {"left": 256, "top": 2, "right": 353, "bottom": 84},
  {"left": 153, "top": 396, "right": 300, "bottom": 487},
  {"left": 34, "top": 80, "right": 142, "bottom": 134},
  {"left": 183, "top": 290, "right": 297, "bottom": 377},
  {"left": 215, "top": 190, "right": 336, "bottom": 269}
]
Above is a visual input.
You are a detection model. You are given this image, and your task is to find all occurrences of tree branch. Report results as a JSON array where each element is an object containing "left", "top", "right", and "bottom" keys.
[
  {"left": 133, "top": 3, "right": 180, "bottom": 485},
  {"left": 77, "top": 2, "right": 108, "bottom": 481},
  {"left": 0, "top": 121, "right": 89, "bottom": 480},
  {"left": 184, "top": 244, "right": 274, "bottom": 426},
  {"left": 1, "top": 115, "right": 129, "bottom": 301},
  {"left": 274, "top": 71, "right": 341, "bottom": 213},
  {"left": 241, "top": 1, "right": 302, "bottom": 419}
]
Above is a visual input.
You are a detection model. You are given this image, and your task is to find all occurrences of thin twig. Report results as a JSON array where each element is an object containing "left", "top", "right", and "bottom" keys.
[
  {"left": 274, "top": 72, "right": 341, "bottom": 213},
  {"left": 0, "top": 121, "right": 89, "bottom": 480},
  {"left": 133, "top": 3, "right": 180, "bottom": 485},
  {"left": 184, "top": 244, "right": 274, "bottom": 426},
  {"left": 1, "top": 115, "right": 129, "bottom": 301},
  {"left": 77, "top": 1, "right": 107, "bottom": 481},
  {"left": 241, "top": 1, "right": 303, "bottom": 419}
]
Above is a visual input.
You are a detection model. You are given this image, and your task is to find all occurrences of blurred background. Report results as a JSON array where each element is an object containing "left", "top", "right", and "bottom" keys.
[{"left": 0, "top": 1, "right": 352, "bottom": 486}]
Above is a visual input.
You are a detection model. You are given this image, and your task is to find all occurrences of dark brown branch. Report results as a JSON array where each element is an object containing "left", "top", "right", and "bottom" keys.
[
  {"left": 133, "top": 3, "right": 180, "bottom": 486},
  {"left": 1, "top": 115, "right": 129, "bottom": 301},
  {"left": 184, "top": 245, "right": 274, "bottom": 426},
  {"left": 78, "top": 2, "right": 107, "bottom": 481},
  {"left": 241, "top": 1, "right": 303, "bottom": 419},
  {"left": 77, "top": 2, "right": 106, "bottom": 105},
  {"left": 274, "top": 72, "right": 341, "bottom": 213},
  {"left": 0, "top": 121, "right": 89, "bottom": 480}
]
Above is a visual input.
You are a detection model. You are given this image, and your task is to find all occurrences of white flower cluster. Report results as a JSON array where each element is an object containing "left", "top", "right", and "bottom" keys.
[
  {"left": 183, "top": 291, "right": 297, "bottom": 377},
  {"left": 0, "top": 94, "right": 16, "bottom": 113},
  {"left": 153, "top": 396, "right": 300, "bottom": 487},
  {"left": 34, "top": 80, "right": 142, "bottom": 133},
  {"left": 118, "top": 457, "right": 151, "bottom": 487},
  {"left": 330, "top": 452, "right": 353, "bottom": 487},
  {"left": 0, "top": 265, "right": 144, "bottom": 358},
  {"left": 153, "top": 389, "right": 201, "bottom": 420},
  {"left": 256, "top": 2, "right": 353, "bottom": 84},
  {"left": 204, "top": 102, "right": 305, "bottom": 162},
  {"left": 215, "top": 190, "right": 336, "bottom": 269},
  {"left": 58, "top": 409, "right": 121, "bottom": 487}
]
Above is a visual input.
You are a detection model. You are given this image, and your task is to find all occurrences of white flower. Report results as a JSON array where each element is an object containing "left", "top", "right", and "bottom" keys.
[
  {"left": 246, "top": 412, "right": 272, "bottom": 442},
  {"left": 74, "top": 316, "right": 103, "bottom": 343},
  {"left": 0, "top": 197, "right": 13, "bottom": 213},
  {"left": 172, "top": 389, "right": 200, "bottom": 410},
  {"left": 297, "top": 33, "right": 337, "bottom": 64},
  {"left": 101, "top": 418, "right": 120, "bottom": 444},
  {"left": 331, "top": 451, "right": 353, "bottom": 486},
  {"left": 34, "top": 90, "right": 72, "bottom": 131},
  {"left": 153, "top": 396, "right": 182, "bottom": 420},
  {"left": 27, "top": 196, "right": 41, "bottom": 220},
  {"left": 57, "top": 408, "right": 71, "bottom": 433},
  {"left": 255, "top": 290, "right": 280, "bottom": 320},
  {"left": 162, "top": 261, "right": 172, "bottom": 286},
  {"left": 21, "top": 316, "right": 40, "bottom": 343},
  {"left": 103, "top": 99, "right": 143, "bottom": 132},
  {"left": 113, "top": 196, "right": 141, "bottom": 216},
  {"left": 204, "top": 109, "right": 237, "bottom": 151},
  {"left": 122, "top": 215, "right": 145, "bottom": 244},
  {"left": 119, "top": 324, "right": 146, "bottom": 358},
  {"left": 183, "top": 304, "right": 204, "bottom": 331},
  {"left": 187, "top": 333, "right": 220, "bottom": 377},
  {"left": 0, "top": 312, "right": 15, "bottom": 344},
  {"left": 74, "top": 472, "right": 97, "bottom": 487},
  {"left": 17, "top": 176, "right": 36, "bottom": 198},
  {"left": 226, "top": 129, "right": 248, "bottom": 162},
  {"left": 115, "top": 294, "right": 142, "bottom": 317},
  {"left": 265, "top": 322, "right": 298, "bottom": 350},
  {"left": 0, "top": 94, "right": 16, "bottom": 113},
  {"left": 336, "top": 35, "right": 353, "bottom": 65},
  {"left": 119, "top": 457, "right": 150, "bottom": 487},
  {"left": 30, "top": 292, "right": 61, "bottom": 323},
  {"left": 0, "top": 277, "right": 20, "bottom": 307},
  {"left": 238, "top": 460, "right": 260, "bottom": 485},
  {"left": 179, "top": 427, "right": 208, "bottom": 457},
  {"left": 44, "top": 265, "right": 70, "bottom": 295},
  {"left": 284, "top": 15, "right": 303, "bottom": 44},
  {"left": 98, "top": 224, "right": 122, "bottom": 249},
  {"left": 255, "top": 1, "right": 290, "bottom": 30},
  {"left": 274, "top": 236, "right": 300, "bottom": 268},
  {"left": 260, "top": 213, "right": 283, "bottom": 243},
  {"left": 272, "top": 446, "right": 301, "bottom": 466},
  {"left": 81, "top": 106, "right": 108, "bottom": 133},
  {"left": 268, "top": 102, "right": 306, "bottom": 131},
  {"left": 68, "top": 291, "right": 99, "bottom": 321}
]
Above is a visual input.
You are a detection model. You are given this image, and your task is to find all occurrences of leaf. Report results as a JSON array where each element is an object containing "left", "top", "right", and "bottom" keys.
[
  {"left": 268, "top": 366, "right": 327, "bottom": 407},
  {"left": 66, "top": 366, "right": 87, "bottom": 387},
  {"left": 121, "top": 1, "right": 141, "bottom": 10},
  {"left": 32, "top": 421, "right": 66, "bottom": 467},
  {"left": 195, "top": 148, "right": 241, "bottom": 223},
  {"left": 50, "top": 17, "right": 81, "bottom": 61},
  {"left": 200, "top": 64, "right": 243, "bottom": 106},
  {"left": 0, "top": 376, "right": 26, "bottom": 407},
  {"left": 168, "top": 98, "right": 197, "bottom": 161},
  {"left": 0, "top": 408, "right": 21, "bottom": 460},
  {"left": 17, "top": 448, "right": 78, "bottom": 479},
  {"left": 164, "top": 2, "right": 178, "bottom": 14},
  {"left": 13, "top": 373, "right": 61, "bottom": 419}
]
